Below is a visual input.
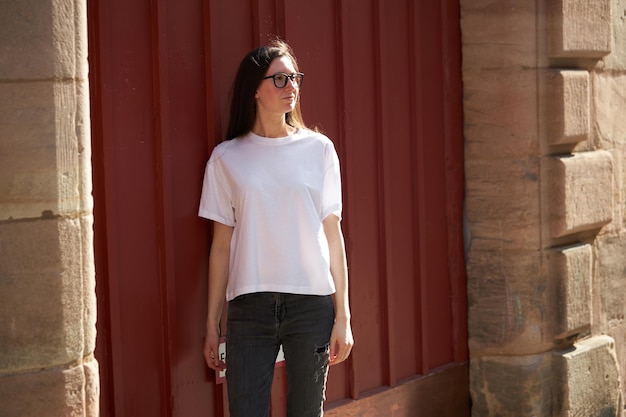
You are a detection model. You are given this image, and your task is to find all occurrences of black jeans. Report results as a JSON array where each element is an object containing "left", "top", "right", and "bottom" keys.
[{"left": 226, "top": 292, "right": 335, "bottom": 417}]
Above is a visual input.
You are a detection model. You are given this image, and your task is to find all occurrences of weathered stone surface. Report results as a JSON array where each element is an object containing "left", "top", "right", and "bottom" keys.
[
  {"left": 80, "top": 215, "right": 97, "bottom": 357},
  {"left": 0, "top": 82, "right": 58, "bottom": 219},
  {"left": 470, "top": 352, "right": 553, "bottom": 417},
  {"left": 83, "top": 359, "right": 100, "bottom": 417},
  {"left": 0, "top": 216, "right": 95, "bottom": 373},
  {"left": 53, "top": 80, "right": 93, "bottom": 216},
  {"left": 547, "top": 151, "right": 613, "bottom": 237},
  {"left": 593, "top": 72, "right": 626, "bottom": 235},
  {"left": 553, "top": 335, "right": 623, "bottom": 417},
  {"left": 465, "top": 158, "right": 540, "bottom": 251},
  {"left": 607, "top": 325, "right": 626, "bottom": 405},
  {"left": 596, "top": 236, "right": 626, "bottom": 330},
  {"left": 0, "top": 0, "right": 88, "bottom": 80},
  {"left": 0, "top": 1, "right": 96, "bottom": 416},
  {"left": 462, "top": 1, "right": 626, "bottom": 416},
  {"left": 468, "top": 244, "right": 595, "bottom": 356},
  {"left": 594, "top": 72, "right": 626, "bottom": 147},
  {"left": 548, "top": 244, "right": 592, "bottom": 338},
  {"left": 468, "top": 250, "right": 555, "bottom": 355},
  {"left": 548, "top": 0, "right": 612, "bottom": 58},
  {"left": 0, "top": 359, "right": 99, "bottom": 417},
  {"left": 545, "top": 70, "right": 590, "bottom": 145},
  {"left": 602, "top": 0, "right": 626, "bottom": 70},
  {"left": 464, "top": 69, "right": 540, "bottom": 160},
  {"left": 461, "top": 0, "right": 538, "bottom": 70},
  {"left": 472, "top": 337, "right": 623, "bottom": 417},
  {"left": 0, "top": 79, "right": 92, "bottom": 220}
]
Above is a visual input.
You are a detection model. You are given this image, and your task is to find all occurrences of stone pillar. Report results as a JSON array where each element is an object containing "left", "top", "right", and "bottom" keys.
[
  {"left": 0, "top": 1, "right": 99, "bottom": 416},
  {"left": 463, "top": 0, "right": 624, "bottom": 416}
]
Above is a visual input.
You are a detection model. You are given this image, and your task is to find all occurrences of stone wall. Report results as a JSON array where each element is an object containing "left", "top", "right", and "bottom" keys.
[
  {"left": 463, "top": 0, "right": 626, "bottom": 416},
  {"left": 0, "top": 0, "right": 98, "bottom": 416}
]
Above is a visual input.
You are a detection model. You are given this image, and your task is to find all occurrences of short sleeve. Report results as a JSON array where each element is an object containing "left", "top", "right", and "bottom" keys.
[
  {"left": 198, "top": 150, "right": 236, "bottom": 226},
  {"left": 321, "top": 141, "right": 342, "bottom": 220}
]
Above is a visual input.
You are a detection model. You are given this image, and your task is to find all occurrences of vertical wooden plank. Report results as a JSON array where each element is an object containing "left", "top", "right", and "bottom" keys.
[
  {"left": 252, "top": 0, "right": 284, "bottom": 44},
  {"left": 332, "top": 0, "right": 379, "bottom": 396},
  {"left": 207, "top": 0, "right": 255, "bottom": 142},
  {"left": 90, "top": 0, "right": 172, "bottom": 414},
  {"left": 275, "top": 0, "right": 286, "bottom": 40},
  {"left": 333, "top": 0, "right": 359, "bottom": 402},
  {"left": 162, "top": 0, "right": 223, "bottom": 415},
  {"left": 202, "top": 0, "right": 218, "bottom": 147},
  {"left": 408, "top": 0, "right": 429, "bottom": 376},
  {"left": 383, "top": 0, "right": 422, "bottom": 382},
  {"left": 149, "top": 0, "right": 176, "bottom": 414},
  {"left": 201, "top": 3, "right": 229, "bottom": 415},
  {"left": 251, "top": 0, "right": 261, "bottom": 43},
  {"left": 204, "top": 2, "right": 257, "bottom": 414},
  {"left": 440, "top": 0, "right": 469, "bottom": 364},
  {"left": 284, "top": 1, "right": 340, "bottom": 138},
  {"left": 415, "top": 0, "right": 435, "bottom": 375},
  {"left": 372, "top": 0, "right": 397, "bottom": 388},
  {"left": 419, "top": 0, "right": 456, "bottom": 370}
]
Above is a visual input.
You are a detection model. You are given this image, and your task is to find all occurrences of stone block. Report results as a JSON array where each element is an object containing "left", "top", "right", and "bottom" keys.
[
  {"left": 0, "top": 82, "right": 57, "bottom": 219},
  {"left": 0, "top": 0, "right": 88, "bottom": 80},
  {"left": 553, "top": 335, "right": 623, "bottom": 417},
  {"left": 602, "top": 0, "right": 626, "bottom": 70},
  {"left": 470, "top": 352, "right": 553, "bottom": 417},
  {"left": 545, "top": 70, "right": 590, "bottom": 145},
  {"left": 53, "top": 79, "right": 93, "bottom": 216},
  {"left": 468, "top": 243, "right": 596, "bottom": 356},
  {"left": 461, "top": 0, "right": 538, "bottom": 69},
  {"left": 465, "top": 158, "right": 540, "bottom": 251},
  {"left": 83, "top": 359, "right": 100, "bottom": 416},
  {"left": 548, "top": 0, "right": 612, "bottom": 58},
  {"left": 596, "top": 236, "right": 626, "bottom": 330},
  {"left": 80, "top": 216, "right": 97, "bottom": 356},
  {"left": 464, "top": 69, "right": 539, "bottom": 159},
  {"left": 547, "top": 244, "right": 592, "bottom": 338},
  {"left": 547, "top": 151, "right": 613, "bottom": 238},
  {"left": 0, "top": 216, "right": 95, "bottom": 373},
  {"left": 0, "top": 359, "right": 99, "bottom": 417},
  {"left": 594, "top": 72, "right": 626, "bottom": 148},
  {"left": 606, "top": 326, "right": 626, "bottom": 405},
  {"left": 0, "top": 79, "right": 92, "bottom": 220},
  {"left": 468, "top": 250, "right": 556, "bottom": 355}
]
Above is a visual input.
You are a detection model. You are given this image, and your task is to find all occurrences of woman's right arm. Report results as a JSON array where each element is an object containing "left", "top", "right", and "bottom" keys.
[{"left": 204, "top": 221, "right": 234, "bottom": 371}]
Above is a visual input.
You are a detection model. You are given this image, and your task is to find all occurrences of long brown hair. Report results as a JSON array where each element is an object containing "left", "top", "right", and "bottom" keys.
[{"left": 224, "top": 39, "right": 307, "bottom": 141}]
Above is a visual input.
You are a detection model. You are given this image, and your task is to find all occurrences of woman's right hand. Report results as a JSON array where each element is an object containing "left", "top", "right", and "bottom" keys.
[
  {"left": 204, "top": 328, "right": 226, "bottom": 371},
  {"left": 204, "top": 222, "right": 233, "bottom": 372}
]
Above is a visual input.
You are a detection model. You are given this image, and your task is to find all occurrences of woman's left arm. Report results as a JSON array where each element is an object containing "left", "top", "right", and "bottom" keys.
[{"left": 323, "top": 214, "right": 354, "bottom": 365}]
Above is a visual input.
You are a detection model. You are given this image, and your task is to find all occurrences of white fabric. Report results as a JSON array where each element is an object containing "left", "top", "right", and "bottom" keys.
[{"left": 199, "top": 129, "right": 342, "bottom": 301}]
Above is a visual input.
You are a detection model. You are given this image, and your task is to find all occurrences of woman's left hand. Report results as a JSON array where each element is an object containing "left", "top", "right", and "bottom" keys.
[{"left": 329, "top": 318, "right": 354, "bottom": 365}]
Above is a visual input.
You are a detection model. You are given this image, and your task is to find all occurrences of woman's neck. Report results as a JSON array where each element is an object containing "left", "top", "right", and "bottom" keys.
[{"left": 252, "top": 115, "right": 295, "bottom": 138}]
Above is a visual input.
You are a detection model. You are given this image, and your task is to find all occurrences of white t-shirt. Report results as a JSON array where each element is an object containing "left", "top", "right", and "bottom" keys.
[{"left": 198, "top": 129, "right": 342, "bottom": 301}]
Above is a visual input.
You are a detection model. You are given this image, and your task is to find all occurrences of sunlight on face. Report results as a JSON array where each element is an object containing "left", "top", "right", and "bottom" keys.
[{"left": 255, "top": 56, "right": 299, "bottom": 118}]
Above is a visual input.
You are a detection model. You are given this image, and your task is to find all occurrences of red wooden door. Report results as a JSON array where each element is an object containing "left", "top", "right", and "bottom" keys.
[{"left": 88, "top": 1, "right": 467, "bottom": 416}]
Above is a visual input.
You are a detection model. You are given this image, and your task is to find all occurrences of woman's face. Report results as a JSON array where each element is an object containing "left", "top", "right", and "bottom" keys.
[{"left": 255, "top": 55, "right": 299, "bottom": 118}]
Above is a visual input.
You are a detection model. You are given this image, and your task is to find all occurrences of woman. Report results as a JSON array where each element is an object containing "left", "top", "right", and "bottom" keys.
[{"left": 199, "top": 39, "right": 353, "bottom": 417}]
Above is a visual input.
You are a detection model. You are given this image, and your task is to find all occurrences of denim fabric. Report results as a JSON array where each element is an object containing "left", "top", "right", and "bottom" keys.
[{"left": 226, "top": 292, "right": 335, "bottom": 417}]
